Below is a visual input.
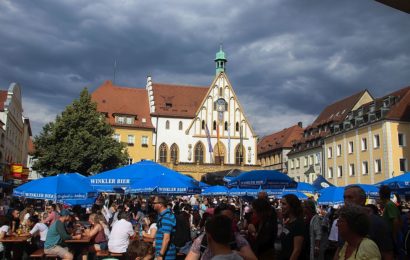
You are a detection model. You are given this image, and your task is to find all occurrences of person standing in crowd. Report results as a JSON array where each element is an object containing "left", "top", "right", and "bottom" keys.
[
  {"left": 186, "top": 203, "right": 257, "bottom": 260},
  {"left": 43, "top": 204, "right": 59, "bottom": 226},
  {"left": 205, "top": 214, "right": 243, "bottom": 260},
  {"left": 44, "top": 209, "right": 81, "bottom": 260},
  {"left": 153, "top": 196, "right": 177, "bottom": 260},
  {"left": 249, "top": 198, "right": 277, "bottom": 259},
  {"left": 142, "top": 212, "right": 158, "bottom": 240},
  {"left": 336, "top": 204, "right": 381, "bottom": 259},
  {"left": 379, "top": 185, "right": 402, "bottom": 256},
  {"left": 108, "top": 211, "right": 135, "bottom": 254},
  {"left": 303, "top": 200, "right": 322, "bottom": 260},
  {"left": 341, "top": 185, "right": 394, "bottom": 260},
  {"left": 280, "top": 193, "right": 307, "bottom": 260}
]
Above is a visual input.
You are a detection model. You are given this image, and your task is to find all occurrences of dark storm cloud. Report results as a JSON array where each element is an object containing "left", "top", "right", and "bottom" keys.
[{"left": 0, "top": 0, "right": 409, "bottom": 136}]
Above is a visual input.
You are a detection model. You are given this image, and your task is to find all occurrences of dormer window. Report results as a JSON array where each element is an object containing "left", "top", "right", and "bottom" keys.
[
  {"left": 115, "top": 115, "right": 135, "bottom": 125},
  {"left": 165, "top": 103, "right": 172, "bottom": 108}
]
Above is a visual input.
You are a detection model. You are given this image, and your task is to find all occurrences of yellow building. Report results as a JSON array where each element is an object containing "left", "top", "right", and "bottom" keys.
[
  {"left": 92, "top": 81, "right": 155, "bottom": 163},
  {"left": 325, "top": 86, "right": 410, "bottom": 185}
]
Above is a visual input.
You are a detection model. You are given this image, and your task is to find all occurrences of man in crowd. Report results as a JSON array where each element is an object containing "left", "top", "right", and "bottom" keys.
[
  {"left": 44, "top": 209, "right": 81, "bottom": 260},
  {"left": 43, "top": 204, "right": 59, "bottom": 226},
  {"left": 153, "top": 196, "right": 176, "bottom": 260},
  {"left": 108, "top": 211, "right": 135, "bottom": 254}
]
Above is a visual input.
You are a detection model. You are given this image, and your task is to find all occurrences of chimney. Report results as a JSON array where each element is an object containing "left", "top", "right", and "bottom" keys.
[{"left": 298, "top": 122, "right": 303, "bottom": 128}]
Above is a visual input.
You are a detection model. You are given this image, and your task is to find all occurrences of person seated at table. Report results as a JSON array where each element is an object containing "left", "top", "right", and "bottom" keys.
[
  {"left": 0, "top": 216, "right": 10, "bottom": 256},
  {"left": 7, "top": 209, "right": 20, "bottom": 234},
  {"left": 108, "top": 211, "right": 135, "bottom": 254},
  {"left": 44, "top": 209, "right": 81, "bottom": 260},
  {"left": 22, "top": 215, "right": 48, "bottom": 251},
  {"left": 127, "top": 240, "right": 155, "bottom": 260},
  {"left": 141, "top": 213, "right": 157, "bottom": 240},
  {"left": 43, "top": 204, "right": 59, "bottom": 226},
  {"left": 84, "top": 213, "right": 108, "bottom": 251}
]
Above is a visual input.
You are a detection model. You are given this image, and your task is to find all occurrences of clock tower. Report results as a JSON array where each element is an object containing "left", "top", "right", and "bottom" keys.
[{"left": 215, "top": 45, "right": 227, "bottom": 75}]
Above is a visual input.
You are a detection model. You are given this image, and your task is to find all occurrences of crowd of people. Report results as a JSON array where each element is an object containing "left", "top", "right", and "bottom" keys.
[{"left": 0, "top": 184, "right": 408, "bottom": 260}]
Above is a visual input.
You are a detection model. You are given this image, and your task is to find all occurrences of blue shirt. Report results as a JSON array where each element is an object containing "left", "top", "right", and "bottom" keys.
[{"left": 155, "top": 209, "right": 176, "bottom": 260}]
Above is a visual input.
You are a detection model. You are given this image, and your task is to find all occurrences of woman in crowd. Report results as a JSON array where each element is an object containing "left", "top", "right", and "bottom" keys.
[
  {"left": 24, "top": 215, "right": 48, "bottom": 251},
  {"left": 0, "top": 216, "right": 10, "bottom": 256},
  {"left": 280, "top": 193, "right": 307, "bottom": 260},
  {"left": 84, "top": 213, "right": 108, "bottom": 252},
  {"left": 141, "top": 212, "right": 157, "bottom": 240},
  {"left": 337, "top": 204, "right": 381, "bottom": 260}
]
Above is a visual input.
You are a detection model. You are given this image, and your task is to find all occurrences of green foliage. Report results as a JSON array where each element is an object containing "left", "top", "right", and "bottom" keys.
[{"left": 33, "top": 88, "right": 128, "bottom": 176}]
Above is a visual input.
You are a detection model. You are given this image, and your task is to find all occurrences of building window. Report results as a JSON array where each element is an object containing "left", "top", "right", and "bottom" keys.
[
  {"left": 361, "top": 138, "right": 367, "bottom": 151},
  {"left": 235, "top": 122, "right": 239, "bottom": 132},
  {"left": 337, "top": 166, "right": 343, "bottom": 178},
  {"left": 141, "top": 136, "right": 148, "bottom": 147},
  {"left": 348, "top": 141, "right": 354, "bottom": 154},
  {"left": 398, "top": 133, "right": 406, "bottom": 147},
  {"left": 127, "top": 158, "right": 133, "bottom": 165},
  {"left": 304, "top": 156, "right": 308, "bottom": 167},
  {"left": 127, "top": 135, "right": 135, "bottom": 145},
  {"left": 400, "top": 158, "right": 407, "bottom": 172},
  {"left": 235, "top": 145, "right": 244, "bottom": 165},
  {"left": 194, "top": 142, "right": 204, "bottom": 164},
  {"left": 373, "top": 134, "right": 380, "bottom": 148},
  {"left": 328, "top": 167, "right": 333, "bottom": 178},
  {"left": 213, "top": 120, "right": 217, "bottom": 130},
  {"left": 290, "top": 159, "right": 294, "bottom": 169},
  {"left": 219, "top": 87, "right": 223, "bottom": 96},
  {"left": 165, "top": 120, "right": 170, "bottom": 130},
  {"left": 315, "top": 153, "right": 320, "bottom": 165},
  {"left": 224, "top": 121, "right": 228, "bottom": 131},
  {"left": 362, "top": 161, "right": 369, "bottom": 175},
  {"left": 126, "top": 117, "right": 133, "bottom": 125},
  {"left": 337, "top": 144, "right": 342, "bottom": 157},
  {"left": 170, "top": 144, "right": 179, "bottom": 163},
  {"left": 296, "top": 158, "right": 300, "bottom": 168},
  {"left": 159, "top": 143, "right": 168, "bottom": 163},
  {"left": 309, "top": 155, "right": 314, "bottom": 166},
  {"left": 327, "top": 147, "right": 332, "bottom": 159},
  {"left": 349, "top": 164, "right": 355, "bottom": 176},
  {"left": 116, "top": 116, "right": 125, "bottom": 124},
  {"left": 113, "top": 133, "right": 120, "bottom": 142},
  {"left": 178, "top": 121, "right": 183, "bottom": 130},
  {"left": 375, "top": 159, "right": 382, "bottom": 174},
  {"left": 201, "top": 120, "right": 205, "bottom": 130}
]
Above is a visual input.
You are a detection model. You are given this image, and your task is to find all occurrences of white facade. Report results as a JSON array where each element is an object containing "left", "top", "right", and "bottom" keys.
[
  {"left": 148, "top": 73, "right": 258, "bottom": 165},
  {"left": 287, "top": 148, "right": 323, "bottom": 183}
]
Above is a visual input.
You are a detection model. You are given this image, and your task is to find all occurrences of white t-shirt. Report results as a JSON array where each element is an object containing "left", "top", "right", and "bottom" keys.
[
  {"left": 147, "top": 223, "right": 157, "bottom": 235},
  {"left": 0, "top": 225, "right": 10, "bottom": 252},
  {"left": 30, "top": 223, "right": 48, "bottom": 241},
  {"left": 328, "top": 218, "right": 339, "bottom": 242},
  {"left": 108, "top": 219, "right": 135, "bottom": 253}
]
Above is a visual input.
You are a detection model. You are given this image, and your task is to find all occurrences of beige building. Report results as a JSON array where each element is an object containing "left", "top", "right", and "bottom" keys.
[{"left": 325, "top": 86, "right": 410, "bottom": 185}]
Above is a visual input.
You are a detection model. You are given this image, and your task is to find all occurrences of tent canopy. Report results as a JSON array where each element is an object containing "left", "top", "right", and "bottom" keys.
[
  {"left": 312, "top": 175, "right": 334, "bottom": 190},
  {"left": 228, "top": 170, "right": 297, "bottom": 189}
]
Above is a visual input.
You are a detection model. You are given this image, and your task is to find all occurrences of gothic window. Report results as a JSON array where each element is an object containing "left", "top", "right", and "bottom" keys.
[
  {"left": 224, "top": 121, "right": 228, "bottom": 131},
  {"left": 159, "top": 143, "right": 168, "bottom": 163},
  {"left": 219, "top": 87, "right": 223, "bottom": 96},
  {"left": 170, "top": 143, "right": 179, "bottom": 163},
  {"left": 194, "top": 142, "right": 204, "bottom": 164},
  {"left": 235, "top": 145, "right": 244, "bottom": 165},
  {"left": 201, "top": 120, "right": 205, "bottom": 130},
  {"left": 213, "top": 120, "right": 217, "bottom": 130},
  {"left": 235, "top": 122, "right": 239, "bottom": 132},
  {"left": 165, "top": 120, "right": 170, "bottom": 129},
  {"left": 178, "top": 121, "right": 183, "bottom": 130}
]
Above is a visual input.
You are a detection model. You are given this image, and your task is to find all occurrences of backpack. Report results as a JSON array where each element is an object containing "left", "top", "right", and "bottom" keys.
[{"left": 158, "top": 211, "right": 191, "bottom": 248}]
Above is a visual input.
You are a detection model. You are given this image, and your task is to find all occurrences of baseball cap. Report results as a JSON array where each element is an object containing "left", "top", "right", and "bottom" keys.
[{"left": 60, "top": 209, "right": 73, "bottom": 216}]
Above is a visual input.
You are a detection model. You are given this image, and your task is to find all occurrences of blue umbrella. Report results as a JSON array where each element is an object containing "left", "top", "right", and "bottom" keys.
[
  {"left": 227, "top": 170, "right": 297, "bottom": 189},
  {"left": 317, "top": 186, "right": 344, "bottom": 206},
  {"left": 312, "top": 175, "right": 334, "bottom": 190},
  {"left": 353, "top": 184, "right": 379, "bottom": 199},
  {"left": 294, "top": 182, "right": 316, "bottom": 194},
  {"left": 199, "top": 182, "right": 210, "bottom": 188},
  {"left": 278, "top": 191, "right": 309, "bottom": 200},
  {"left": 228, "top": 188, "right": 252, "bottom": 196},
  {"left": 89, "top": 160, "right": 194, "bottom": 192},
  {"left": 202, "top": 186, "right": 229, "bottom": 196},
  {"left": 377, "top": 172, "right": 410, "bottom": 190},
  {"left": 13, "top": 173, "right": 97, "bottom": 202},
  {"left": 62, "top": 197, "right": 97, "bottom": 207},
  {"left": 128, "top": 171, "right": 201, "bottom": 195}
]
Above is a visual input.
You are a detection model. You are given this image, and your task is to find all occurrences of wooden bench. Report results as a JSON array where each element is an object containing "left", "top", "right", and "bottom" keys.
[
  {"left": 96, "top": 250, "right": 124, "bottom": 259},
  {"left": 30, "top": 249, "right": 45, "bottom": 258}
]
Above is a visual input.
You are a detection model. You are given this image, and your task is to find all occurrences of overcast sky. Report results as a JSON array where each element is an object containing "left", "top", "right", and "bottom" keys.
[{"left": 0, "top": 0, "right": 409, "bottom": 137}]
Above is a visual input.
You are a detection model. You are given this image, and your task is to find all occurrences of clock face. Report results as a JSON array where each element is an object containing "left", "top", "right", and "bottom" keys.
[{"left": 216, "top": 98, "right": 226, "bottom": 112}]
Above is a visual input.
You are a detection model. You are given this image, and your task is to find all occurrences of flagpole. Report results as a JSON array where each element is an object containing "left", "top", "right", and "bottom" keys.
[{"left": 228, "top": 123, "right": 231, "bottom": 164}]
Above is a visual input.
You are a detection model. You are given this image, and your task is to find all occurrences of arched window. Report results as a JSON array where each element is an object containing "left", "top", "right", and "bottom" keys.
[
  {"left": 194, "top": 142, "right": 204, "bottom": 164},
  {"left": 213, "top": 120, "right": 217, "bottom": 130},
  {"left": 224, "top": 121, "right": 228, "bottom": 131},
  {"left": 201, "top": 120, "right": 205, "bottom": 130},
  {"left": 165, "top": 120, "right": 170, "bottom": 129},
  {"left": 235, "top": 122, "right": 239, "bottom": 132},
  {"left": 170, "top": 143, "right": 179, "bottom": 163},
  {"left": 159, "top": 143, "right": 168, "bottom": 163},
  {"left": 178, "top": 121, "right": 183, "bottom": 130},
  {"left": 219, "top": 87, "right": 223, "bottom": 96},
  {"left": 235, "top": 145, "right": 244, "bottom": 165}
]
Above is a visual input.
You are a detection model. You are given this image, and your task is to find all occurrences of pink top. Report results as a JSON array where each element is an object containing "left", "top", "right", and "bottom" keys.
[{"left": 44, "top": 211, "right": 59, "bottom": 226}]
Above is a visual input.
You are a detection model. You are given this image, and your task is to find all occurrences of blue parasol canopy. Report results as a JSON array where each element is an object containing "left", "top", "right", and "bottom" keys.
[
  {"left": 227, "top": 170, "right": 297, "bottom": 189},
  {"left": 128, "top": 171, "right": 201, "bottom": 195},
  {"left": 317, "top": 186, "right": 344, "bottom": 206},
  {"left": 62, "top": 197, "right": 97, "bottom": 207},
  {"left": 377, "top": 172, "right": 410, "bottom": 190},
  {"left": 89, "top": 160, "right": 193, "bottom": 192},
  {"left": 13, "top": 173, "right": 97, "bottom": 201},
  {"left": 278, "top": 191, "right": 309, "bottom": 200},
  {"left": 202, "top": 185, "right": 229, "bottom": 196},
  {"left": 312, "top": 175, "right": 334, "bottom": 190}
]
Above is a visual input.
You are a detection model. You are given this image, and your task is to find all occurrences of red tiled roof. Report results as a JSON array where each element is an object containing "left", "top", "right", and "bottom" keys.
[
  {"left": 257, "top": 124, "right": 304, "bottom": 154},
  {"left": 384, "top": 86, "right": 410, "bottom": 121},
  {"left": 312, "top": 90, "right": 367, "bottom": 127},
  {"left": 151, "top": 83, "right": 209, "bottom": 118},
  {"left": 91, "top": 80, "right": 154, "bottom": 129},
  {"left": 0, "top": 90, "right": 8, "bottom": 111}
]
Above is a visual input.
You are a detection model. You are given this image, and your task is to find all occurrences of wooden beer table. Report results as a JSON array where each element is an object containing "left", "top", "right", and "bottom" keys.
[{"left": 0, "top": 235, "right": 30, "bottom": 260}]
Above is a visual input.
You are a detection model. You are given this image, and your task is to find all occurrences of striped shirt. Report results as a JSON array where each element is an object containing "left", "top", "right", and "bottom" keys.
[{"left": 155, "top": 209, "right": 176, "bottom": 260}]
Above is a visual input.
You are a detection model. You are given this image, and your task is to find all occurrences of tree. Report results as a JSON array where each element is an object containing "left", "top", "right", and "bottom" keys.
[{"left": 33, "top": 88, "right": 128, "bottom": 176}]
